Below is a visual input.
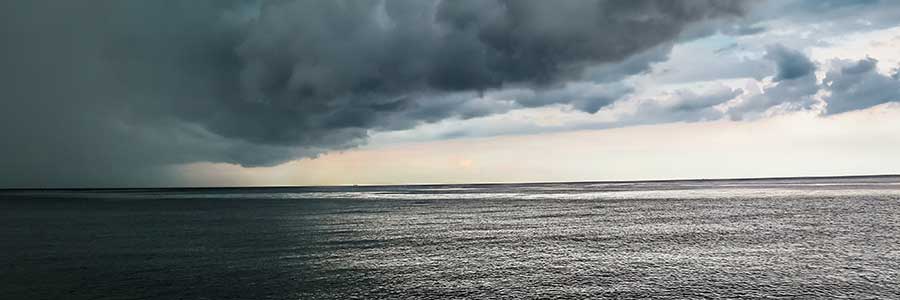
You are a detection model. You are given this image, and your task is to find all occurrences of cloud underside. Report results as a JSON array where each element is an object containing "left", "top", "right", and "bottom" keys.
[{"left": 1, "top": 0, "right": 900, "bottom": 187}]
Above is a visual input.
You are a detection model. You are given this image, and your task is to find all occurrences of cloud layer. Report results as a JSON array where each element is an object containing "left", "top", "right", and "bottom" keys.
[
  {"left": 4, "top": 0, "right": 900, "bottom": 187},
  {"left": 1, "top": 0, "right": 755, "bottom": 186}
]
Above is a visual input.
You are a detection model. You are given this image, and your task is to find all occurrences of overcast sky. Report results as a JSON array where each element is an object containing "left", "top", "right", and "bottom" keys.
[{"left": 2, "top": 0, "right": 900, "bottom": 187}]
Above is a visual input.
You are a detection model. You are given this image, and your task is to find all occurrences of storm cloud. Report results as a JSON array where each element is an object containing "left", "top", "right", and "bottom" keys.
[{"left": 1, "top": 0, "right": 755, "bottom": 186}]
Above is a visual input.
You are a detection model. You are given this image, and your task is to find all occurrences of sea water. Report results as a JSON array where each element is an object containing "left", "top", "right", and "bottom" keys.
[{"left": 2, "top": 176, "right": 899, "bottom": 299}]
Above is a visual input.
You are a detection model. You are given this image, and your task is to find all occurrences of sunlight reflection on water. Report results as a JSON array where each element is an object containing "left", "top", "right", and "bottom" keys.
[{"left": 2, "top": 177, "right": 900, "bottom": 299}]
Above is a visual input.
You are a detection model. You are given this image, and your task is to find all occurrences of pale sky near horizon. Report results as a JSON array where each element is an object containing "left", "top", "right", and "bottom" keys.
[
  {"left": 2, "top": 0, "right": 900, "bottom": 187},
  {"left": 174, "top": 104, "right": 900, "bottom": 186}
]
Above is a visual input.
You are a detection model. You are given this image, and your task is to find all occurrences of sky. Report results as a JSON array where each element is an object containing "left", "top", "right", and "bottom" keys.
[{"left": 2, "top": 0, "right": 900, "bottom": 188}]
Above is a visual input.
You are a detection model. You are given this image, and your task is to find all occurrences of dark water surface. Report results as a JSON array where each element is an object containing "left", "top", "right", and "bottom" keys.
[{"left": 2, "top": 176, "right": 900, "bottom": 299}]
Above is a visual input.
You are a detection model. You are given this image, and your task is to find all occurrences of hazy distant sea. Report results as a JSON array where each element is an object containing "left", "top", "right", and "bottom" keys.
[{"left": 2, "top": 176, "right": 900, "bottom": 299}]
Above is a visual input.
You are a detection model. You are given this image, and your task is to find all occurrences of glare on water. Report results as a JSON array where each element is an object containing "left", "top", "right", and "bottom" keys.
[{"left": 2, "top": 176, "right": 899, "bottom": 299}]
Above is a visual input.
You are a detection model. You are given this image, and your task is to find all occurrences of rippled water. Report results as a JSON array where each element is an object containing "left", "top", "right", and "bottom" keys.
[{"left": 2, "top": 176, "right": 900, "bottom": 299}]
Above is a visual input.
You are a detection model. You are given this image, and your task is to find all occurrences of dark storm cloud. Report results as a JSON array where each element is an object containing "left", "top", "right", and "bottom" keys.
[
  {"left": 1, "top": 0, "right": 755, "bottom": 186},
  {"left": 822, "top": 57, "right": 900, "bottom": 114}
]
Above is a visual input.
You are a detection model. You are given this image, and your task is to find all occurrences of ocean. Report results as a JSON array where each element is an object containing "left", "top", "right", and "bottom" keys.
[{"left": 2, "top": 176, "right": 899, "bottom": 299}]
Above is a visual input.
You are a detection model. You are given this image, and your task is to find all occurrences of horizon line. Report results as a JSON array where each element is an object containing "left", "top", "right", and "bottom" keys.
[{"left": 2, "top": 173, "right": 899, "bottom": 191}]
